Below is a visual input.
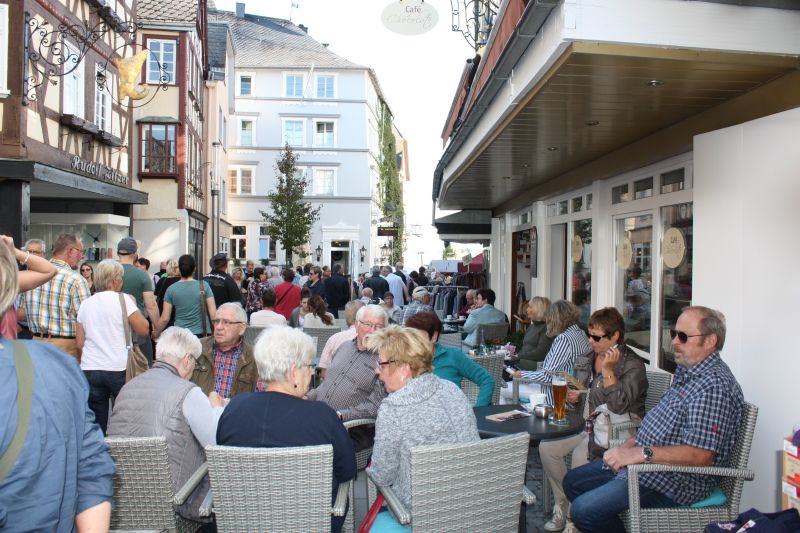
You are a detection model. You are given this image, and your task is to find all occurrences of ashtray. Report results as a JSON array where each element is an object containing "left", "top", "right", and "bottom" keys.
[{"left": 533, "top": 404, "right": 553, "bottom": 419}]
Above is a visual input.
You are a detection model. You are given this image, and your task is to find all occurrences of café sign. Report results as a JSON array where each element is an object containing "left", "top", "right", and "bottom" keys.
[
  {"left": 381, "top": 0, "right": 438, "bottom": 35},
  {"left": 71, "top": 155, "right": 128, "bottom": 186}
]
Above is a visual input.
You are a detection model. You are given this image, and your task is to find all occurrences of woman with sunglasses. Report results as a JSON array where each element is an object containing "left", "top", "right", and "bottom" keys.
[
  {"left": 538, "top": 307, "right": 647, "bottom": 532},
  {"left": 80, "top": 262, "right": 96, "bottom": 295}
]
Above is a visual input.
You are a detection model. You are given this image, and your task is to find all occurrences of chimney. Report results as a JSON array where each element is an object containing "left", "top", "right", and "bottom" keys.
[
  {"left": 322, "top": 43, "right": 329, "bottom": 48},
  {"left": 235, "top": 2, "right": 245, "bottom": 18},
  {"left": 298, "top": 24, "right": 308, "bottom": 33}
]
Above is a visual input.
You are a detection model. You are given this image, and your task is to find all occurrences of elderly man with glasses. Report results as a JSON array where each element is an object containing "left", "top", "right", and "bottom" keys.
[
  {"left": 563, "top": 306, "right": 744, "bottom": 533},
  {"left": 190, "top": 302, "right": 258, "bottom": 399},
  {"left": 20, "top": 233, "right": 90, "bottom": 359},
  {"left": 307, "top": 304, "right": 389, "bottom": 451}
]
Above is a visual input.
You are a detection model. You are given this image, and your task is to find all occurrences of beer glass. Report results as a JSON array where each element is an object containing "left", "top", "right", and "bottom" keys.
[{"left": 551, "top": 372, "right": 569, "bottom": 425}]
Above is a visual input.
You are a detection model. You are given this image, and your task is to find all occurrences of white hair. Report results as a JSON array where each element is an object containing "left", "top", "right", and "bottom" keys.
[
  {"left": 217, "top": 302, "right": 247, "bottom": 323},
  {"left": 156, "top": 327, "right": 202, "bottom": 363},
  {"left": 93, "top": 259, "right": 124, "bottom": 292},
  {"left": 356, "top": 304, "right": 389, "bottom": 324},
  {"left": 254, "top": 326, "right": 314, "bottom": 383},
  {"left": 0, "top": 242, "right": 18, "bottom": 316}
]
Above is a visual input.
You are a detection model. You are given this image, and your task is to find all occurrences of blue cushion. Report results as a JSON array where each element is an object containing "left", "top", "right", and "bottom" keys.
[
  {"left": 370, "top": 510, "right": 412, "bottom": 532},
  {"left": 690, "top": 487, "right": 727, "bottom": 508}
]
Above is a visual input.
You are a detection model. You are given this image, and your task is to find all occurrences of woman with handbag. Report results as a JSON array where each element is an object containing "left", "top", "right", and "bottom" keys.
[
  {"left": 76, "top": 259, "right": 150, "bottom": 434},
  {"left": 538, "top": 307, "right": 648, "bottom": 532},
  {"left": 156, "top": 254, "right": 216, "bottom": 339}
]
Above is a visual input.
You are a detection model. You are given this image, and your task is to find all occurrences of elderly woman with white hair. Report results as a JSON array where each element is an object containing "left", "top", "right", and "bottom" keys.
[
  {"left": 76, "top": 259, "right": 150, "bottom": 433},
  {"left": 217, "top": 326, "right": 357, "bottom": 533}
]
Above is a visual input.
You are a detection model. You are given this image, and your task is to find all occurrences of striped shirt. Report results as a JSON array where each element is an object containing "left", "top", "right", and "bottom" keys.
[
  {"left": 22, "top": 259, "right": 90, "bottom": 337},
  {"left": 520, "top": 324, "right": 592, "bottom": 405},
  {"left": 632, "top": 352, "right": 744, "bottom": 505}
]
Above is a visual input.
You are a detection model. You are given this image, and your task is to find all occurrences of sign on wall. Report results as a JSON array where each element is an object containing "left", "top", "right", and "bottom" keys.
[{"left": 381, "top": 0, "right": 438, "bottom": 35}]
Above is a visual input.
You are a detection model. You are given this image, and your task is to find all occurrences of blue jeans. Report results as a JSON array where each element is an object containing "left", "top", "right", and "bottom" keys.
[
  {"left": 564, "top": 459, "right": 678, "bottom": 533},
  {"left": 84, "top": 370, "right": 126, "bottom": 434}
]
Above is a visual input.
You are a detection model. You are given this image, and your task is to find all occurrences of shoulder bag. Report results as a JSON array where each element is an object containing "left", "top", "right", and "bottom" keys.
[
  {"left": 590, "top": 403, "right": 637, "bottom": 449},
  {"left": 120, "top": 293, "right": 149, "bottom": 382},
  {"left": 0, "top": 342, "right": 33, "bottom": 482},
  {"left": 199, "top": 280, "right": 208, "bottom": 338}
]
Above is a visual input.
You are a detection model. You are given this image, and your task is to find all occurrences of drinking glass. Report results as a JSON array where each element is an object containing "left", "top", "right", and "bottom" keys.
[{"left": 551, "top": 372, "right": 569, "bottom": 425}]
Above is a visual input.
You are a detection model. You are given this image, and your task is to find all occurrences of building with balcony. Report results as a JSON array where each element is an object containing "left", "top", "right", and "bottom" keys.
[
  {"left": 434, "top": 0, "right": 800, "bottom": 510},
  {"left": 0, "top": 0, "right": 145, "bottom": 255},
  {"left": 210, "top": 4, "right": 398, "bottom": 277}
]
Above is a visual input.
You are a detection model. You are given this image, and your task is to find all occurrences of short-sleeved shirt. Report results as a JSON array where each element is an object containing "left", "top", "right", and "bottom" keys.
[
  {"left": 77, "top": 291, "right": 138, "bottom": 371},
  {"left": 165, "top": 280, "right": 214, "bottom": 335},
  {"left": 121, "top": 263, "right": 153, "bottom": 314}
]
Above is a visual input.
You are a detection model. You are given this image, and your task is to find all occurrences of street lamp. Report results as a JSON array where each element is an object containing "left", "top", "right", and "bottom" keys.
[
  {"left": 315, "top": 244, "right": 322, "bottom": 262},
  {"left": 359, "top": 245, "right": 367, "bottom": 263}
]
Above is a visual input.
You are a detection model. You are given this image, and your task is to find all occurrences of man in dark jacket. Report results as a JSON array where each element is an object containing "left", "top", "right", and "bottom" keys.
[
  {"left": 325, "top": 263, "right": 351, "bottom": 318},
  {"left": 203, "top": 253, "right": 243, "bottom": 308},
  {"left": 362, "top": 265, "right": 389, "bottom": 299}
]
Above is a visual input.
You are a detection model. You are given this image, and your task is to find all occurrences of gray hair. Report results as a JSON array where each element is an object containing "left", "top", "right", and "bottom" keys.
[
  {"left": 0, "top": 241, "right": 18, "bottom": 316},
  {"left": 270, "top": 266, "right": 280, "bottom": 277},
  {"left": 165, "top": 258, "right": 179, "bottom": 277},
  {"left": 344, "top": 300, "right": 364, "bottom": 326},
  {"left": 254, "top": 326, "right": 314, "bottom": 383},
  {"left": 395, "top": 262, "right": 404, "bottom": 270},
  {"left": 217, "top": 302, "right": 247, "bottom": 323},
  {"left": 93, "top": 259, "right": 124, "bottom": 292},
  {"left": 156, "top": 326, "right": 202, "bottom": 363},
  {"left": 380, "top": 266, "right": 391, "bottom": 275},
  {"left": 23, "top": 239, "right": 46, "bottom": 252},
  {"left": 412, "top": 289, "right": 430, "bottom": 303},
  {"left": 684, "top": 305, "right": 727, "bottom": 351},
  {"left": 356, "top": 304, "right": 388, "bottom": 324},
  {"left": 370, "top": 265, "right": 381, "bottom": 275},
  {"left": 361, "top": 287, "right": 373, "bottom": 298}
]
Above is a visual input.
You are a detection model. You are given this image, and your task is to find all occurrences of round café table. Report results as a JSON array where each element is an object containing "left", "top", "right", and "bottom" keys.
[{"left": 473, "top": 404, "right": 584, "bottom": 443}]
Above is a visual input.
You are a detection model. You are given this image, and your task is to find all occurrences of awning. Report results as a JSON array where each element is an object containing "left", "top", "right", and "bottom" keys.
[{"left": 434, "top": 210, "right": 492, "bottom": 245}]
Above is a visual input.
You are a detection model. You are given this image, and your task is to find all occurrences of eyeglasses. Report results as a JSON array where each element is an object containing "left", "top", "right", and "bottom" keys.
[
  {"left": 588, "top": 332, "right": 613, "bottom": 342},
  {"left": 80, "top": 267, "right": 92, "bottom": 273},
  {"left": 670, "top": 329, "right": 708, "bottom": 344},
  {"left": 376, "top": 360, "right": 396, "bottom": 369},
  {"left": 211, "top": 319, "right": 245, "bottom": 327},
  {"left": 71, "top": 246, "right": 85, "bottom": 256},
  {"left": 359, "top": 320, "right": 384, "bottom": 330}
]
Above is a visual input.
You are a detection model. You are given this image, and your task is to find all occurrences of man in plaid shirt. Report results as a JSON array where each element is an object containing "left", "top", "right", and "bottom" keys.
[{"left": 563, "top": 306, "right": 744, "bottom": 533}]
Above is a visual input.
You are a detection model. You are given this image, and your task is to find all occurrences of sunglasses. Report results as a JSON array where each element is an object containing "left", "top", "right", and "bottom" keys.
[
  {"left": 670, "top": 329, "right": 708, "bottom": 344},
  {"left": 588, "top": 332, "right": 612, "bottom": 342}
]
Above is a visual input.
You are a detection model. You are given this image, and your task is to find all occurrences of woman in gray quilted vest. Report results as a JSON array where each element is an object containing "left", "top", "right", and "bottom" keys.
[{"left": 365, "top": 326, "right": 480, "bottom": 532}]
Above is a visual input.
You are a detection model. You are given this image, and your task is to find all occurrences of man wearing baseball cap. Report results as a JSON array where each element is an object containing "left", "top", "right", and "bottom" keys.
[
  {"left": 203, "top": 252, "right": 244, "bottom": 308},
  {"left": 399, "top": 286, "right": 434, "bottom": 325},
  {"left": 118, "top": 237, "right": 160, "bottom": 362}
]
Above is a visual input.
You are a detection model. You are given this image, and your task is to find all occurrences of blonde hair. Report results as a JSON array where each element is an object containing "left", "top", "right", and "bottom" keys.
[
  {"left": 366, "top": 325, "right": 432, "bottom": 377},
  {"left": 93, "top": 259, "right": 124, "bottom": 292},
  {"left": 165, "top": 258, "right": 180, "bottom": 277},
  {"left": 528, "top": 296, "right": 551, "bottom": 322},
  {"left": 0, "top": 241, "right": 18, "bottom": 315},
  {"left": 545, "top": 300, "right": 581, "bottom": 337}
]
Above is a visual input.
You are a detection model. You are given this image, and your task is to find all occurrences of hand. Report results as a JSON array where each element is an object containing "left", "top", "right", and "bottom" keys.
[
  {"left": 208, "top": 391, "right": 225, "bottom": 408},
  {"left": 602, "top": 445, "right": 643, "bottom": 473},
  {"left": 512, "top": 370, "right": 522, "bottom": 379},
  {"left": 566, "top": 390, "right": 581, "bottom": 404},
  {"left": 601, "top": 344, "right": 622, "bottom": 374}
]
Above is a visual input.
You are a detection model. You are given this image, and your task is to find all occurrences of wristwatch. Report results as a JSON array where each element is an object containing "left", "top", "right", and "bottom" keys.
[{"left": 642, "top": 445, "right": 654, "bottom": 464}]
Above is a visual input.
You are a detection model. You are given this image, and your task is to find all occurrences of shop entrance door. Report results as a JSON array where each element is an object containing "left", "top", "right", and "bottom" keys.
[
  {"left": 329, "top": 240, "right": 350, "bottom": 274},
  {"left": 549, "top": 223, "right": 567, "bottom": 301}
]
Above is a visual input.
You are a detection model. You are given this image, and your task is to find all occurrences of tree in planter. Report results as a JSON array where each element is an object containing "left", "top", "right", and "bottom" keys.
[
  {"left": 374, "top": 102, "right": 405, "bottom": 264},
  {"left": 260, "top": 144, "right": 321, "bottom": 265}
]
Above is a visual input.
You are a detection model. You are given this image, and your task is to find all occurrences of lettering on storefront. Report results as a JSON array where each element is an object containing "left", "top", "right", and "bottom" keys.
[
  {"left": 71, "top": 156, "right": 128, "bottom": 186},
  {"left": 381, "top": 0, "right": 438, "bottom": 35},
  {"left": 662, "top": 227, "right": 686, "bottom": 269},
  {"left": 617, "top": 237, "right": 633, "bottom": 269}
]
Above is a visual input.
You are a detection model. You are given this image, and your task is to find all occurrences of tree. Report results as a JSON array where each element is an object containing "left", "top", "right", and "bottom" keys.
[
  {"left": 374, "top": 101, "right": 404, "bottom": 264},
  {"left": 442, "top": 243, "right": 456, "bottom": 259},
  {"left": 260, "top": 144, "right": 321, "bottom": 264}
]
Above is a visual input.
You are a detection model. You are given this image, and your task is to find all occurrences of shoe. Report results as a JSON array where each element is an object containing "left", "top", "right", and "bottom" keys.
[
  {"left": 562, "top": 520, "right": 579, "bottom": 533},
  {"left": 543, "top": 504, "right": 566, "bottom": 532}
]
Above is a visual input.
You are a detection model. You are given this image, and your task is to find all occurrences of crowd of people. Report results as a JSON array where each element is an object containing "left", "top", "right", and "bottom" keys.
[{"left": 0, "top": 233, "right": 747, "bottom": 533}]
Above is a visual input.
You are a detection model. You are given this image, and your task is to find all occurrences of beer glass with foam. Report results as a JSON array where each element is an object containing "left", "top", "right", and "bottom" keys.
[{"left": 552, "top": 372, "right": 569, "bottom": 425}]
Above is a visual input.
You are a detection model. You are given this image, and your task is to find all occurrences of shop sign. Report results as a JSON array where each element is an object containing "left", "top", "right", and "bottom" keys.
[
  {"left": 662, "top": 227, "right": 686, "bottom": 269},
  {"left": 381, "top": 0, "right": 438, "bottom": 35},
  {"left": 377, "top": 226, "right": 399, "bottom": 237},
  {"left": 71, "top": 156, "right": 128, "bottom": 186},
  {"left": 571, "top": 235, "right": 584, "bottom": 263},
  {"left": 617, "top": 237, "right": 633, "bottom": 269},
  {"left": 462, "top": 252, "right": 472, "bottom": 267}
]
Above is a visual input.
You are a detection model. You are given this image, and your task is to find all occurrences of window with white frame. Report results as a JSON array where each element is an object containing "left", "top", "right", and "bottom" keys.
[
  {"left": 285, "top": 74, "right": 304, "bottom": 97},
  {"left": 312, "top": 168, "right": 335, "bottom": 196},
  {"left": 238, "top": 73, "right": 253, "bottom": 96},
  {"left": 94, "top": 66, "right": 110, "bottom": 131},
  {"left": 227, "top": 167, "right": 255, "bottom": 195},
  {"left": 230, "top": 225, "right": 247, "bottom": 259},
  {"left": 316, "top": 74, "right": 335, "bottom": 98},
  {"left": 0, "top": 4, "right": 9, "bottom": 97},
  {"left": 62, "top": 42, "right": 84, "bottom": 117},
  {"left": 147, "top": 39, "right": 176, "bottom": 84},
  {"left": 313, "top": 120, "right": 335, "bottom": 148},
  {"left": 259, "top": 226, "right": 277, "bottom": 260},
  {"left": 282, "top": 119, "right": 305, "bottom": 147},
  {"left": 239, "top": 119, "right": 254, "bottom": 146}
]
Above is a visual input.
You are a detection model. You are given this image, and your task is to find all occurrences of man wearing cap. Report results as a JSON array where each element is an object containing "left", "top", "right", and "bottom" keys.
[
  {"left": 118, "top": 237, "right": 160, "bottom": 361},
  {"left": 21, "top": 233, "right": 90, "bottom": 358},
  {"left": 203, "top": 253, "right": 244, "bottom": 308},
  {"left": 399, "top": 286, "right": 435, "bottom": 326}
]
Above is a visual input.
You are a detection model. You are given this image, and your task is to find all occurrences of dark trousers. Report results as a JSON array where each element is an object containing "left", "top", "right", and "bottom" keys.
[
  {"left": 84, "top": 370, "right": 126, "bottom": 434},
  {"left": 330, "top": 306, "right": 342, "bottom": 319}
]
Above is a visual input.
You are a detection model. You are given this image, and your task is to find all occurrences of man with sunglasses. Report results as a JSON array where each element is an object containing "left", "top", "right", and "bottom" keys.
[
  {"left": 307, "top": 304, "right": 388, "bottom": 450},
  {"left": 563, "top": 306, "right": 744, "bottom": 533}
]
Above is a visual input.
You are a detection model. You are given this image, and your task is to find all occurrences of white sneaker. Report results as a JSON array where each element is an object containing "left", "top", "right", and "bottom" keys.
[
  {"left": 543, "top": 504, "right": 566, "bottom": 532},
  {"left": 562, "top": 520, "right": 579, "bottom": 533}
]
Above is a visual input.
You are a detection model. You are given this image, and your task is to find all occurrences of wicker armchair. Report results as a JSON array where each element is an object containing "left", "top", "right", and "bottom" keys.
[
  {"left": 610, "top": 369, "right": 673, "bottom": 442},
  {"left": 304, "top": 327, "right": 341, "bottom": 359},
  {"left": 622, "top": 402, "right": 758, "bottom": 533},
  {"left": 367, "top": 432, "right": 534, "bottom": 532},
  {"left": 205, "top": 444, "right": 351, "bottom": 533},
  {"left": 461, "top": 352, "right": 504, "bottom": 405},
  {"left": 105, "top": 436, "right": 209, "bottom": 533},
  {"left": 438, "top": 332, "right": 462, "bottom": 349},
  {"left": 342, "top": 418, "right": 377, "bottom": 533}
]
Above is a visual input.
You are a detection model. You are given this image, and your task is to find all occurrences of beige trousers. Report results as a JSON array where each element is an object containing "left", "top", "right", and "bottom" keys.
[
  {"left": 32, "top": 336, "right": 80, "bottom": 361},
  {"left": 539, "top": 431, "right": 591, "bottom": 512}
]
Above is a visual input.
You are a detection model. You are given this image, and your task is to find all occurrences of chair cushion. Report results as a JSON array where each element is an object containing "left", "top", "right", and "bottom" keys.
[
  {"left": 370, "top": 510, "right": 411, "bottom": 532},
  {"left": 689, "top": 487, "right": 727, "bottom": 508}
]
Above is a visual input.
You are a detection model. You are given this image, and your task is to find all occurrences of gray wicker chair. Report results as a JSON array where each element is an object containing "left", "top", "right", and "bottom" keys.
[
  {"left": 304, "top": 327, "right": 341, "bottom": 359},
  {"left": 622, "top": 402, "right": 758, "bottom": 533},
  {"left": 342, "top": 418, "right": 377, "bottom": 533},
  {"left": 461, "top": 352, "right": 504, "bottom": 405},
  {"left": 205, "top": 444, "right": 350, "bottom": 533},
  {"left": 243, "top": 325, "right": 264, "bottom": 346},
  {"left": 367, "top": 432, "right": 534, "bottom": 532},
  {"left": 106, "top": 436, "right": 208, "bottom": 533},
  {"left": 611, "top": 369, "right": 673, "bottom": 442},
  {"left": 438, "top": 332, "right": 462, "bottom": 349}
]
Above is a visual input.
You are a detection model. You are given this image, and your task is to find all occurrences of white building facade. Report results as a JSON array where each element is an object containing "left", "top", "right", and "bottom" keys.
[{"left": 212, "top": 7, "right": 391, "bottom": 276}]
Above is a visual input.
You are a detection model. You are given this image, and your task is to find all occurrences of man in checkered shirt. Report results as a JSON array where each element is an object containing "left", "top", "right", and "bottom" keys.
[{"left": 563, "top": 306, "right": 744, "bottom": 533}]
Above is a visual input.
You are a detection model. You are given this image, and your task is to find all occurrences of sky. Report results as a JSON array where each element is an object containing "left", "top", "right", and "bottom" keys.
[{"left": 214, "top": 0, "right": 484, "bottom": 268}]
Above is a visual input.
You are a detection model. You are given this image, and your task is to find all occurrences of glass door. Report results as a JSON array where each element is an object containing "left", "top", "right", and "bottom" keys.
[
  {"left": 615, "top": 214, "right": 653, "bottom": 354},
  {"left": 659, "top": 203, "right": 693, "bottom": 373},
  {"left": 570, "top": 219, "right": 592, "bottom": 331}
]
